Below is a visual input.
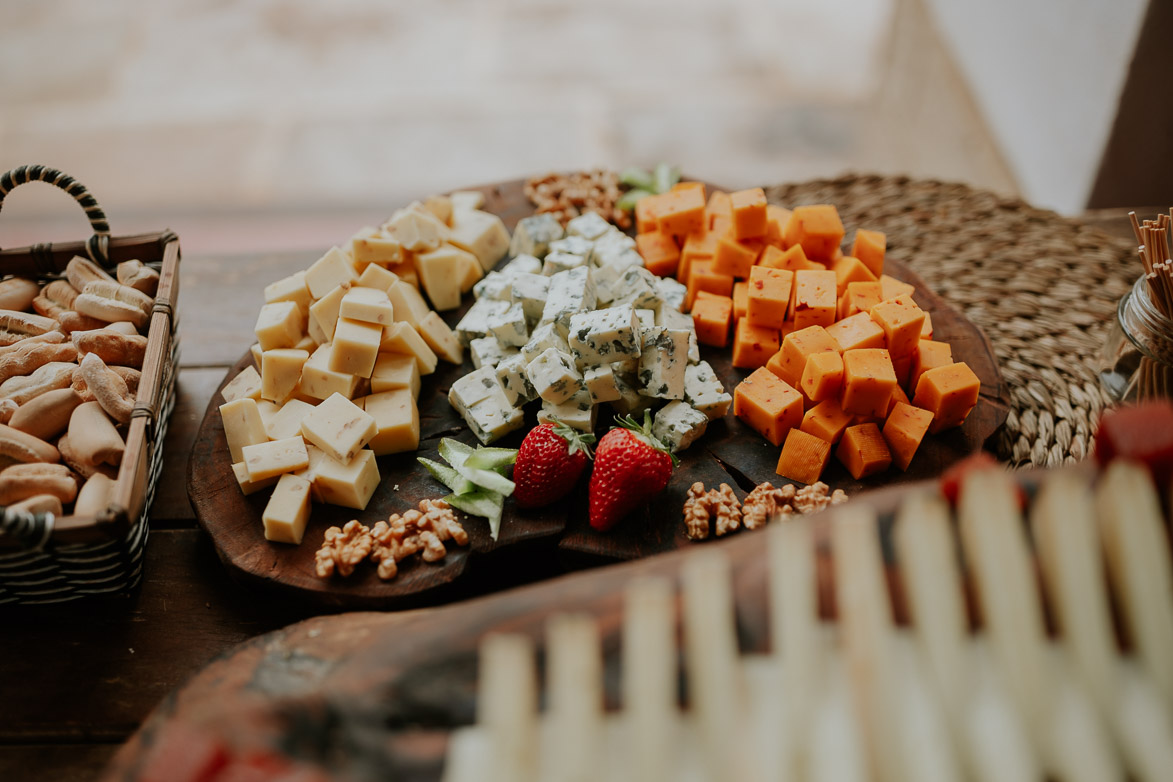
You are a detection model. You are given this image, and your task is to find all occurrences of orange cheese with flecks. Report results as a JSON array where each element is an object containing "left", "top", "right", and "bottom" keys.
[
  {"left": 776, "top": 427, "right": 832, "bottom": 485},
  {"left": 841, "top": 348, "right": 897, "bottom": 418},
  {"left": 730, "top": 187, "right": 768, "bottom": 240},
  {"left": 692, "top": 292, "right": 733, "bottom": 348},
  {"left": 731, "top": 317, "right": 779, "bottom": 369},
  {"left": 792, "top": 269, "right": 837, "bottom": 329},
  {"left": 851, "top": 228, "right": 886, "bottom": 277},
  {"left": 734, "top": 367, "right": 803, "bottom": 446},
  {"left": 882, "top": 402, "right": 933, "bottom": 471},
  {"left": 635, "top": 231, "right": 681, "bottom": 278},
  {"left": 800, "top": 349, "right": 845, "bottom": 403},
  {"left": 913, "top": 362, "right": 980, "bottom": 434},
  {"left": 783, "top": 204, "right": 845, "bottom": 262},
  {"left": 775, "top": 325, "right": 840, "bottom": 387},
  {"left": 746, "top": 266, "right": 793, "bottom": 330},
  {"left": 837, "top": 422, "right": 893, "bottom": 479}
]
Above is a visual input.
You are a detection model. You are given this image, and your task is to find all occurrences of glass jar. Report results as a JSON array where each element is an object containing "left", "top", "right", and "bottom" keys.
[{"left": 1099, "top": 276, "right": 1173, "bottom": 402}]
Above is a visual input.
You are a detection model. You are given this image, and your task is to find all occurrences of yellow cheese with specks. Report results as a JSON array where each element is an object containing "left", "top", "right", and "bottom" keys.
[
  {"left": 262, "top": 473, "right": 312, "bottom": 544},
  {"left": 220, "top": 398, "right": 269, "bottom": 462}
]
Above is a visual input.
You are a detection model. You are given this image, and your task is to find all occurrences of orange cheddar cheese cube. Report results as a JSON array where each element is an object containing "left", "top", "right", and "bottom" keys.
[
  {"left": 761, "top": 243, "right": 823, "bottom": 274},
  {"left": 800, "top": 398, "right": 854, "bottom": 444},
  {"left": 746, "top": 266, "right": 794, "bottom": 330},
  {"left": 685, "top": 260, "right": 735, "bottom": 310},
  {"left": 765, "top": 204, "right": 791, "bottom": 248},
  {"left": 636, "top": 195, "right": 662, "bottom": 235},
  {"left": 879, "top": 274, "right": 915, "bottom": 302},
  {"left": 910, "top": 339, "right": 953, "bottom": 392},
  {"left": 913, "top": 362, "right": 980, "bottom": 434},
  {"left": 712, "top": 236, "right": 759, "bottom": 279},
  {"left": 920, "top": 311, "right": 933, "bottom": 339},
  {"left": 783, "top": 204, "right": 845, "bottom": 262},
  {"left": 734, "top": 367, "right": 804, "bottom": 446},
  {"left": 882, "top": 402, "right": 933, "bottom": 471},
  {"left": 655, "top": 188, "right": 707, "bottom": 238},
  {"left": 671, "top": 181, "right": 706, "bottom": 197},
  {"left": 680, "top": 230, "right": 720, "bottom": 284},
  {"left": 869, "top": 294, "right": 925, "bottom": 359},
  {"left": 732, "top": 281, "right": 749, "bottom": 322},
  {"left": 838, "top": 280, "right": 883, "bottom": 320},
  {"left": 732, "top": 317, "right": 780, "bottom": 369},
  {"left": 836, "top": 423, "right": 893, "bottom": 479},
  {"left": 706, "top": 190, "right": 732, "bottom": 227},
  {"left": 776, "top": 428, "right": 833, "bottom": 485},
  {"left": 831, "top": 255, "right": 878, "bottom": 296},
  {"left": 635, "top": 231, "right": 681, "bottom": 278},
  {"left": 851, "top": 229, "right": 886, "bottom": 277},
  {"left": 841, "top": 348, "right": 898, "bottom": 418},
  {"left": 775, "top": 325, "right": 841, "bottom": 387},
  {"left": 826, "top": 311, "right": 886, "bottom": 352},
  {"left": 780, "top": 320, "right": 799, "bottom": 340},
  {"left": 692, "top": 292, "right": 733, "bottom": 348},
  {"left": 730, "top": 187, "right": 768, "bottom": 240},
  {"left": 792, "top": 269, "right": 837, "bottom": 329},
  {"left": 885, "top": 382, "right": 911, "bottom": 417},
  {"left": 800, "top": 349, "right": 844, "bottom": 402}
]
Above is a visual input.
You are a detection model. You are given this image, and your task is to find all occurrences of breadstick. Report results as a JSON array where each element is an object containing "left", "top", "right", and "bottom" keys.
[
  {"left": 0, "top": 361, "right": 76, "bottom": 406},
  {"left": 65, "top": 256, "right": 114, "bottom": 292},
  {"left": 77, "top": 353, "right": 133, "bottom": 423},
  {"left": 72, "top": 329, "right": 147, "bottom": 368},
  {"left": 67, "top": 401, "right": 124, "bottom": 467},
  {"left": 71, "top": 364, "right": 139, "bottom": 403},
  {"left": 0, "top": 309, "right": 57, "bottom": 346},
  {"left": 0, "top": 422, "right": 60, "bottom": 464},
  {"left": 116, "top": 260, "right": 159, "bottom": 297},
  {"left": 9, "top": 387, "right": 83, "bottom": 441},
  {"left": 0, "top": 463, "right": 78, "bottom": 505},
  {"left": 74, "top": 292, "right": 149, "bottom": 329},
  {"left": 0, "top": 340, "right": 78, "bottom": 385},
  {"left": 56, "top": 310, "right": 113, "bottom": 334},
  {"left": 57, "top": 434, "right": 119, "bottom": 480},
  {"left": 31, "top": 295, "right": 67, "bottom": 321},
  {"left": 0, "top": 278, "right": 41, "bottom": 312},
  {"left": 80, "top": 280, "right": 152, "bottom": 318},
  {"left": 0, "top": 399, "right": 15, "bottom": 424},
  {"left": 101, "top": 321, "right": 140, "bottom": 337},
  {"left": 0, "top": 331, "right": 65, "bottom": 359},
  {"left": 43, "top": 280, "right": 80, "bottom": 309},
  {"left": 73, "top": 472, "right": 115, "bottom": 517},
  {"left": 8, "top": 493, "right": 63, "bottom": 517}
]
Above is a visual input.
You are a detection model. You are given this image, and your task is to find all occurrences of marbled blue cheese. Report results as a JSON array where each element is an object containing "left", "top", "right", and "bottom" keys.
[
  {"left": 548, "top": 236, "right": 594, "bottom": 261},
  {"left": 542, "top": 251, "right": 588, "bottom": 276},
  {"left": 592, "top": 229, "right": 637, "bottom": 257},
  {"left": 538, "top": 388, "right": 596, "bottom": 432},
  {"left": 525, "top": 347, "right": 582, "bottom": 404},
  {"left": 655, "top": 306, "right": 701, "bottom": 363},
  {"left": 651, "top": 400, "right": 709, "bottom": 453},
  {"left": 486, "top": 301, "right": 529, "bottom": 348},
  {"left": 611, "top": 372, "right": 657, "bottom": 416},
  {"left": 463, "top": 388, "right": 525, "bottom": 444},
  {"left": 567, "top": 307, "right": 641, "bottom": 365},
  {"left": 500, "top": 254, "right": 543, "bottom": 277},
  {"left": 610, "top": 266, "right": 663, "bottom": 311},
  {"left": 684, "top": 361, "right": 732, "bottom": 420},
  {"left": 509, "top": 214, "right": 564, "bottom": 259},
  {"left": 655, "top": 277, "right": 688, "bottom": 313},
  {"left": 495, "top": 353, "right": 537, "bottom": 406},
  {"left": 469, "top": 336, "right": 517, "bottom": 370},
  {"left": 449, "top": 366, "right": 504, "bottom": 412},
  {"left": 634, "top": 308, "right": 656, "bottom": 333},
  {"left": 540, "top": 266, "right": 597, "bottom": 337},
  {"left": 510, "top": 273, "right": 550, "bottom": 324},
  {"left": 583, "top": 364, "right": 622, "bottom": 404},
  {"left": 637, "top": 327, "right": 688, "bottom": 400},
  {"left": 455, "top": 298, "right": 511, "bottom": 345},
  {"left": 594, "top": 246, "right": 644, "bottom": 273},
  {"left": 472, "top": 272, "right": 513, "bottom": 301},
  {"left": 566, "top": 212, "right": 611, "bottom": 241},
  {"left": 521, "top": 322, "right": 570, "bottom": 364}
]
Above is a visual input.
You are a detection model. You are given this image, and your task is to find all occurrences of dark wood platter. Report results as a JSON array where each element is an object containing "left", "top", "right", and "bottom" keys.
[{"left": 188, "top": 179, "right": 1009, "bottom": 608}]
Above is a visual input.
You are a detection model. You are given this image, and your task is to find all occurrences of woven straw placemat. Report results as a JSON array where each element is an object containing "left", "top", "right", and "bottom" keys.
[{"left": 766, "top": 174, "right": 1136, "bottom": 469}]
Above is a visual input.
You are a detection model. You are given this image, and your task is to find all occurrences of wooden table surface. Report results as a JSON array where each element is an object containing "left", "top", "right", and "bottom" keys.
[{"left": 0, "top": 209, "right": 1141, "bottom": 781}]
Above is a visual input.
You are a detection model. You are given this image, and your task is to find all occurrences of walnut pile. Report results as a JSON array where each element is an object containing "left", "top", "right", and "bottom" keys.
[
  {"left": 524, "top": 170, "right": 631, "bottom": 230},
  {"left": 684, "top": 481, "right": 848, "bottom": 541},
  {"left": 314, "top": 498, "right": 468, "bottom": 581}
]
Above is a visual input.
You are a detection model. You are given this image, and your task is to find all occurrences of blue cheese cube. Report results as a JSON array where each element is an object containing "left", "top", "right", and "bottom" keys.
[
  {"left": 469, "top": 336, "right": 517, "bottom": 370},
  {"left": 521, "top": 322, "right": 570, "bottom": 364},
  {"left": 594, "top": 246, "right": 644, "bottom": 272},
  {"left": 592, "top": 264, "right": 622, "bottom": 305},
  {"left": 611, "top": 266, "right": 663, "bottom": 311},
  {"left": 611, "top": 372, "right": 657, "bottom": 416},
  {"left": 583, "top": 364, "right": 622, "bottom": 404},
  {"left": 637, "top": 327, "right": 688, "bottom": 400},
  {"left": 634, "top": 308, "right": 656, "bottom": 332},
  {"left": 510, "top": 273, "right": 550, "bottom": 324},
  {"left": 500, "top": 254, "right": 543, "bottom": 277},
  {"left": 495, "top": 353, "right": 538, "bottom": 406},
  {"left": 611, "top": 357, "right": 640, "bottom": 377},
  {"left": 548, "top": 236, "right": 594, "bottom": 262},
  {"left": 487, "top": 301, "right": 529, "bottom": 347},
  {"left": 567, "top": 212, "right": 611, "bottom": 241},
  {"left": 463, "top": 389, "right": 525, "bottom": 444},
  {"left": 525, "top": 347, "right": 582, "bottom": 404},
  {"left": 542, "top": 251, "right": 588, "bottom": 276},
  {"left": 655, "top": 277, "right": 688, "bottom": 313},
  {"left": 449, "top": 366, "right": 505, "bottom": 412},
  {"left": 540, "top": 267, "right": 597, "bottom": 336},
  {"left": 651, "top": 400, "right": 709, "bottom": 453},
  {"left": 593, "top": 229, "right": 637, "bottom": 256},
  {"left": 656, "top": 306, "right": 700, "bottom": 363},
  {"left": 538, "top": 389, "right": 597, "bottom": 433},
  {"left": 567, "top": 307, "right": 641, "bottom": 364},
  {"left": 455, "top": 298, "right": 511, "bottom": 345},
  {"left": 509, "top": 214, "right": 564, "bottom": 259},
  {"left": 473, "top": 272, "right": 513, "bottom": 301},
  {"left": 684, "top": 361, "right": 732, "bottom": 420}
]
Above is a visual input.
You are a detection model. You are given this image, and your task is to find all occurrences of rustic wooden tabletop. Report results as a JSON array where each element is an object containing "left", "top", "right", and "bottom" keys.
[{"left": 0, "top": 209, "right": 1141, "bottom": 781}]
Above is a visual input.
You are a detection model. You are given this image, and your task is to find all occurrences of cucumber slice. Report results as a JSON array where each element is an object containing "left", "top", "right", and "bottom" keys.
[
  {"left": 438, "top": 438, "right": 475, "bottom": 468},
  {"left": 619, "top": 166, "right": 655, "bottom": 191},
  {"left": 445, "top": 489, "right": 506, "bottom": 541},
  {"left": 616, "top": 188, "right": 652, "bottom": 212},
  {"left": 465, "top": 447, "right": 518, "bottom": 472},
  {"left": 652, "top": 162, "right": 680, "bottom": 194},
  {"left": 456, "top": 465, "right": 515, "bottom": 497},
  {"left": 418, "top": 457, "right": 475, "bottom": 495}
]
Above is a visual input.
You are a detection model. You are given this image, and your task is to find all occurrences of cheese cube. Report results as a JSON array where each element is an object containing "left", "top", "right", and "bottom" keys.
[
  {"left": 307, "top": 283, "right": 349, "bottom": 344},
  {"left": 470, "top": 336, "right": 516, "bottom": 370},
  {"left": 611, "top": 372, "right": 656, "bottom": 416},
  {"left": 221, "top": 365, "right": 262, "bottom": 404},
  {"left": 733, "top": 281, "right": 749, "bottom": 322},
  {"left": 611, "top": 266, "right": 662, "bottom": 311},
  {"left": 510, "top": 213, "right": 564, "bottom": 259},
  {"left": 526, "top": 348, "right": 582, "bottom": 404},
  {"left": 243, "top": 436, "right": 309, "bottom": 482},
  {"left": 362, "top": 389, "right": 420, "bottom": 456},
  {"left": 836, "top": 423, "right": 893, "bottom": 479},
  {"left": 417, "top": 311, "right": 463, "bottom": 365},
  {"left": 262, "top": 473, "right": 312, "bottom": 545},
  {"left": 510, "top": 273, "right": 551, "bottom": 323},
  {"left": 548, "top": 236, "right": 594, "bottom": 260},
  {"left": 637, "top": 327, "right": 688, "bottom": 400},
  {"left": 800, "top": 350, "right": 845, "bottom": 403},
  {"left": 774, "top": 325, "right": 841, "bottom": 387},
  {"left": 424, "top": 195, "right": 453, "bottom": 225},
  {"left": 250, "top": 342, "right": 263, "bottom": 368},
  {"left": 841, "top": 349, "right": 898, "bottom": 418},
  {"left": 450, "top": 366, "right": 504, "bottom": 411},
  {"left": 263, "top": 398, "right": 316, "bottom": 440},
  {"left": 731, "top": 317, "right": 779, "bottom": 370},
  {"left": 730, "top": 187, "right": 768, "bottom": 240},
  {"left": 655, "top": 277, "right": 688, "bottom": 314},
  {"left": 300, "top": 393, "right": 376, "bottom": 463},
  {"left": 295, "top": 443, "right": 328, "bottom": 503},
  {"left": 538, "top": 389, "right": 596, "bottom": 433},
  {"left": 852, "top": 229, "right": 886, "bottom": 277},
  {"left": 305, "top": 247, "right": 359, "bottom": 300},
  {"left": 261, "top": 348, "right": 310, "bottom": 403},
  {"left": 831, "top": 255, "right": 878, "bottom": 297},
  {"left": 825, "top": 312, "right": 885, "bottom": 353},
  {"left": 496, "top": 353, "right": 538, "bottom": 406},
  {"left": 800, "top": 398, "right": 853, "bottom": 444},
  {"left": 473, "top": 272, "right": 514, "bottom": 302},
  {"left": 417, "top": 244, "right": 475, "bottom": 310},
  {"left": 655, "top": 306, "right": 700, "bottom": 362},
  {"left": 775, "top": 427, "right": 832, "bottom": 485},
  {"left": 684, "top": 361, "right": 732, "bottom": 421},
  {"left": 386, "top": 208, "right": 448, "bottom": 252},
  {"left": 300, "top": 345, "right": 359, "bottom": 400},
  {"left": 882, "top": 402, "right": 933, "bottom": 471},
  {"left": 264, "top": 273, "right": 312, "bottom": 320},
  {"left": 449, "top": 190, "right": 485, "bottom": 211},
  {"left": 712, "top": 236, "right": 758, "bottom": 279},
  {"left": 232, "top": 461, "right": 279, "bottom": 495},
  {"left": 380, "top": 322, "right": 438, "bottom": 375},
  {"left": 910, "top": 339, "right": 953, "bottom": 392},
  {"left": 634, "top": 309, "right": 656, "bottom": 332},
  {"left": 567, "top": 211, "right": 611, "bottom": 240},
  {"left": 371, "top": 353, "right": 420, "bottom": 398},
  {"left": 220, "top": 398, "right": 269, "bottom": 462},
  {"left": 542, "top": 251, "right": 588, "bottom": 276},
  {"left": 295, "top": 335, "right": 316, "bottom": 352},
  {"left": 455, "top": 298, "right": 511, "bottom": 345},
  {"left": 594, "top": 227, "right": 637, "bottom": 255},
  {"left": 330, "top": 318, "right": 382, "bottom": 378},
  {"left": 541, "top": 267, "right": 597, "bottom": 336},
  {"left": 351, "top": 235, "right": 403, "bottom": 269},
  {"left": 652, "top": 400, "right": 709, "bottom": 453},
  {"left": 255, "top": 301, "right": 304, "bottom": 351},
  {"left": 568, "top": 307, "right": 640, "bottom": 364},
  {"left": 339, "top": 287, "right": 395, "bottom": 326},
  {"left": 487, "top": 301, "right": 530, "bottom": 348},
  {"left": 387, "top": 280, "right": 432, "bottom": 329},
  {"left": 448, "top": 209, "right": 510, "bottom": 271},
  {"left": 792, "top": 269, "right": 837, "bottom": 329},
  {"left": 746, "top": 266, "right": 793, "bottom": 330},
  {"left": 522, "top": 322, "right": 571, "bottom": 364},
  {"left": 838, "top": 280, "right": 883, "bottom": 320},
  {"left": 869, "top": 295, "right": 926, "bottom": 359},
  {"left": 450, "top": 369, "right": 525, "bottom": 444},
  {"left": 636, "top": 230, "right": 681, "bottom": 277},
  {"left": 733, "top": 367, "right": 803, "bottom": 446},
  {"left": 692, "top": 293, "right": 733, "bottom": 348},
  {"left": 500, "top": 254, "right": 543, "bottom": 276},
  {"left": 912, "top": 362, "right": 980, "bottom": 434},
  {"left": 583, "top": 364, "right": 621, "bottom": 404},
  {"left": 312, "top": 448, "right": 381, "bottom": 509},
  {"left": 783, "top": 205, "right": 844, "bottom": 263}
]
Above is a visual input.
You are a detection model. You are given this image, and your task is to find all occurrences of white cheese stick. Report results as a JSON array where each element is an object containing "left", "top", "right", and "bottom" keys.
[
  {"left": 478, "top": 634, "right": 538, "bottom": 782},
  {"left": 622, "top": 577, "right": 675, "bottom": 782},
  {"left": 544, "top": 614, "right": 603, "bottom": 782}
]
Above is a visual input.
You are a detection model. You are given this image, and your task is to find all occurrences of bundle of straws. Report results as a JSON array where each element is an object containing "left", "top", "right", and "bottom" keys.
[{"left": 1127, "top": 210, "right": 1173, "bottom": 399}]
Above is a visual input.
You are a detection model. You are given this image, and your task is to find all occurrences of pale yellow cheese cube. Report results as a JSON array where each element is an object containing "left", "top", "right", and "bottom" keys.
[
  {"left": 416, "top": 245, "right": 478, "bottom": 310},
  {"left": 350, "top": 234, "right": 403, "bottom": 271},
  {"left": 449, "top": 190, "right": 485, "bottom": 211},
  {"left": 387, "top": 280, "right": 431, "bottom": 329},
  {"left": 371, "top": 353, "right": 420, "bottom": 399},
  {"left": 300, "top": 392, "right": 376, "bottom": 463},
  {"left": 232, "top": 461, "right": 279, "bottom": 495},
  {"left": 221, "top": 365, "right": 262, "bottom": 403},
  {"left": 261, "top": 348, "right": 309, "bottom": 404},
  {"left": 250, "top": 342, "right": 263, "bottom": 368},
  {"left": 254, "top": 301, "right": 304, "bottom": 351},
  {"left": 300, "top": 345, "right": 359, "bottom": 400},
  {"left": 386, "top": 208, "right": 448, "bottom": 252},
  {"left": 339, "top": 286, "right": 395, "bottom": 326},
  {"left": 294, "top": 443, "right": 328, "bottom": 503},
  {"left": 305, "top": 246, "right": 358, "bottom": 299},
  {"left": 424, "top": 195, "right": 454, "bottom": 226},
  {"left": 362, "top": 388, "right": 420, "bottom": 456},
  {"left": 243, "top": 436, "right": 309, "bottom": 482},
  {"left": 314, "top": 449, "right": 380, "bottom": 510},
  {"left": 357, "top": 263, "right": 400, "bottom": 294},
  {"left": 417, "top": 311, "right": 463, "bottom": 365},
  {"left": 307, "top": 282, "right": 350, "bottom": 344},
  {"left": 295, "top": 335, "right": 316, "bottom": 351},
  {"left": 330, "top": 318, "right": 382, "bottom": 378},
  {"left": 263, "top": 398, "right": 316, "bottom": 440},
  {"left": 263, "top": 272, "right": 311, "bottom": 320},
  {"left": 256, "top": 399, "right": 281, "bottom": 432},
  {"left": 448, "top": 209, "right": 510, "bottom": 271},
  {"left": 388, "top": 259, "right": 420, "bottom": 289},
  {"left": 380, "top": 322, "right": 438, "bottom": 375},
  {"left": 220, "top": 398, "right": 269, "bottom": 463},
  {"left": 262, "top": 473, "right": 312, "bottom": 544}
]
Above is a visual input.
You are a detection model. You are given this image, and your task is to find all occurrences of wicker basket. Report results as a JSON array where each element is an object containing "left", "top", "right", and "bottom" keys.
[{"left": 0, "top": 165, "right": 180, "bottom": 604}]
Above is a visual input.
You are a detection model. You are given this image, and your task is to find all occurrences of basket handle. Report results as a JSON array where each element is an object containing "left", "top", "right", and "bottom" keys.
[
  {"left": 0, "top": 165, "right": 112, "bottom": 267},
  {"left": 0, "top": 506, "right": 54, "bottom": 551}
]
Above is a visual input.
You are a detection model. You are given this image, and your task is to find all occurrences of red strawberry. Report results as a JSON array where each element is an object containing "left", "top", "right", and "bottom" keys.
[
  {"left": 589, "top": 411, "right": 676, "bottom": 531},
  {"left": 513, "top": 420, "right": 595, "bottom": 508}
]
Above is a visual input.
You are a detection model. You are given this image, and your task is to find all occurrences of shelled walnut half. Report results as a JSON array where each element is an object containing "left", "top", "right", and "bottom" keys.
[{"left": 684, "top": 480, "right": 848, "bottom": 541}]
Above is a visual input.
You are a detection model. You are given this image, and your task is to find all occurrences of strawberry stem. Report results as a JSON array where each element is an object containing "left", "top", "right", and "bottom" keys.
[
  {"left": 548, "top": 417, "right": 595, "bottom": 459},
  {"left": 612, "top": 410, "right": 678, "bottom": 466}
]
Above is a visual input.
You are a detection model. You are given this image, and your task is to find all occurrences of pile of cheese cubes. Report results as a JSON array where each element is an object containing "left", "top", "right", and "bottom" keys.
[
  {"left": 218, "top": 192, "right": 512, "bottom": 545},
  {"left": 631, "top": 184, "right": 980, "bottom": 485},
  {"left": 449, "top": 210, "right": 731, "bottom": 453}
]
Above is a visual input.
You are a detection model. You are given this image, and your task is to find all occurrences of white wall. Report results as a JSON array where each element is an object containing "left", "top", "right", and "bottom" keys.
[{"left": 923, "top": 0, "right": 1147, "bottom": 213}]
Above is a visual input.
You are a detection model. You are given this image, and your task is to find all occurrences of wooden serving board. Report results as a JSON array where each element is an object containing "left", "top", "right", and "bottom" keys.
[{"left": 188, "top": 179, "right": 1009, "bottom": 607}]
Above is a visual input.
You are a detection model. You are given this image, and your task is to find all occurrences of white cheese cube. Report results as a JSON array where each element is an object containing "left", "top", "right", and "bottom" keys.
[
  {"left": 495, "top": 353, "right": 538, "bottom": 406},
  {"left": 350, "top": 234, "right": 403, "bottom": 270},
  {"left": 583, "top": 364, "right": 621, "bottom": 404},
  {"left": 548, "top": 236, "right": 594, "bottom": 261},
  {"left": 521, "top": 322, "right": 570, "bottom": 364},
  {"left": 487, "top": 301, "right": 529, "bottom": 348},
  {"left": 655, "top": 277, "right": 688, "bottom": 313},
  {"left": 313, "top": 448, "right": 380, "bottom": 510},
  {"left": 356, "top": 263, "right": 400, "bottom": 294},
  {"left": 380, "top": 322, "right": 438, "bottom": 375},
  {"left": 684, "top": 362, "right": 732, "bottom": 420},
  {"left": 500, "top": 254, "right": 543, "bottom": 277},
  {"left": 637, "top": 327, "right": 688, "bottom": 400},
  {"left": 651, "top": 400, "right": 709, "bottom": 453},
  {"left": 592, "top": 264, "right": 622, "bottom": 305},
  {"left": 386, "top": 208, "right": 448, "bottom": 252},
  {"left": 264, "top": 273, "right": 312, "bottom": 320},
  {"left": 243, "top": 436, "right": 309, "bottom": 482},
  {"left": 261, "top": 348, "right": 310, "bottom": 403},
  {"left": 304, "top": 247, "right": 358, "bottom": 300},
  {"left": 594, "top": 246, "right": 644, "bottom": 272},
  {"left": 450, "top": 366, "right": 504, "bottom": 412},
  {"left": 655, "top": 306, "right": 700, "bottom": 363},
  {"left": 448, "top": 210, "right": 510, "bottom": 271},
  {"left": 463, "top": 392, "right": 525, "bottom": 444},
  {"left": 255, "top": 301, "right": 304, "bottom": 351},
  {"left": 634, "top": 309, "right": 656, "bottom": 332},
  {"left": 263, "top": 399, "right": 316, "bottom": 441},
  {"left": 593, "top": 228, "right": 636, "bottom": 255},
  {"left": 250, "top": 342, "right": 263, "bottom": 368},
  {"left": 371, "top": 353, "right": 420, "bottom": 399},
  {"left": 567, "top": 308, "right": 641, "bottom": 364},
  {"left": 538, "top": 389, "right": 596, "bottom": 433},
  {"left": 455, "top": 298, "right": 511, "bottom": 345},
  {"left": 449, "top": 190, "right": 485, "bottom": 211},
  {"left": 307, "top": 283, "right": 349, "bottom": 345},
  {"left": 470, "top": 336, "right": 517, "bottom": 370},
  {"left": 542, "top": 251, "right": 587, "bottom": 276},
  {"left": 611, "top": 266, "right": 662, "bottom": 311},
  {"left": 300, "top": 393, "right": 377, "bottom": 463},
  {"left": 262, "top": 473, "right": 312, "bottom": 545},
  {"left": 417, "top": 311, "right": 463, "bottom": 365},
  {"left": 300, "top": 345, "right": 359, "bottom": 401},
  {"left": 330, "top": 318, "right": 382, "bottom": 378},
  {"left": 221, "top": 365, "right": 262, "bottom": 404},
  {"left": 510, "top": 273, "right": 550, "bottom": 323},
  {"left": 232, "top": 461, "right": 279, "bottom": 495},
  {"left": 339, "top": 286, "right": 395, "bottom": 326},
  {"left": 220, "top": 398, "right": 269, "bottom": 463},
  {"left": 610, "top": 373, "right": 656, "bottom": 416},
  {"left": 416, "top": 244, "right": 477, "bottom": 310},
  {"left": 566, "top": 212, "right": 611, "bottom": 241},
  {"left": 510, "top": 214, "right": 564, "bottom": 259},
  {"left": 540, "top": 266, "right": 596, "bottom": 336},
  {"left": 387, "top": 280, "right": 432, "bottom": 329},
  {"left": 525, "top": 347, "right": 582, "bottom": 404},
  {"left": 473, "top": 272, "right": 513, "bottom": 302},
  {"left": 362, "top": 388, "right": 420, "bottom": 456}
]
